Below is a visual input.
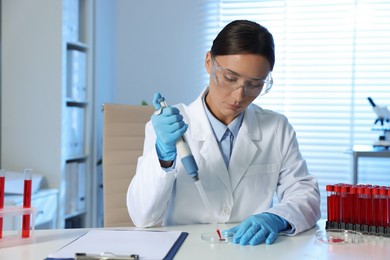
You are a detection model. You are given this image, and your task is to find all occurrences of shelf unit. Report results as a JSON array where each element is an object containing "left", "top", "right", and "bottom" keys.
[{"left": 1, "top": 0, "right": 95, "bottom": 228}]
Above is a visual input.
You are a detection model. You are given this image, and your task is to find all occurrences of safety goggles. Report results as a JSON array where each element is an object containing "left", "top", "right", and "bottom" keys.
[{"left": 211, "top": 56, "right": 273, "bottom": 97}]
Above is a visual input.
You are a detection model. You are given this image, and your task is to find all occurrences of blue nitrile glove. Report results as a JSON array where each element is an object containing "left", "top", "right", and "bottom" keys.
[
  {"left": 151, "top": 92, "right": 188, "bottom": 161},
  {"left": 225, "top": 212, "right": 288, "bottom": 246}
]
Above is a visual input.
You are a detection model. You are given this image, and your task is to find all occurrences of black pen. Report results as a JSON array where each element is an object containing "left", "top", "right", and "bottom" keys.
[{"left": 75, "top": 252, "right": 139, "bottom": 260}]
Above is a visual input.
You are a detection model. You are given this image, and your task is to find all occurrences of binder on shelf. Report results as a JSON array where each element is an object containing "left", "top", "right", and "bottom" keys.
[
  {"left": 63, "top": 0, "right": 79, "bottom": 42},
  {"left": 65, "top": 163, "right": 72, "bottom": 215},
  {"left": 65, "top": 161, "right": 87, "bottom": 216},
  {"left": 64, "top": 106, "right": 86, "bottom": 158},
  {"left": 74, "top": 107, "right": 85, "bottom": 155},
  {"left": 77, "top": 162, "right": 86, "bottom": 211},
  {"left": 67, "top": 49, "right": 87, "bottom": 102},
  {"left": 65, "top": 162, "right": 78, "bottom": 215},
  {"left": 71, "top": 162, "right": 79, "bottom": 214}
]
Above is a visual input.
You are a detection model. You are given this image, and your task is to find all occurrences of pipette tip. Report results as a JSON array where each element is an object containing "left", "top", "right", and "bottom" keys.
[{"left": 216, "top": 229, "right": 222, "bottom": 240}]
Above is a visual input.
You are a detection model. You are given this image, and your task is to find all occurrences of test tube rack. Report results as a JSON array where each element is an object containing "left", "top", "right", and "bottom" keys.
[
  {"left": 0, "top": 206, "right": 36, "bottom": 246},
  {"left": 326, "top": 183, "right": 390, "bottom": 236}
]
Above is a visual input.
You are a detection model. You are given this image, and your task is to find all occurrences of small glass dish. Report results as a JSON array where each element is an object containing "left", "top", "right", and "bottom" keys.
[
  {"left": 201, "top": 231, "right": 235, "bottom": 244},
  {"left": 316, "top": 229, "right": 364, "bottom": 244}
]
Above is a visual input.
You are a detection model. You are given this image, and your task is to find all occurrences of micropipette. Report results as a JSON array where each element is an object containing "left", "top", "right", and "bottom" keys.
[{"left": 157, "top": 96, "right": 223, "bottom": 240}]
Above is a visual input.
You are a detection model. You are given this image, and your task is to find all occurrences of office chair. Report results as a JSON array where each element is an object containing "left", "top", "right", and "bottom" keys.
[{"left": 102, "top": 103, "right": 154, "bottom": 227}]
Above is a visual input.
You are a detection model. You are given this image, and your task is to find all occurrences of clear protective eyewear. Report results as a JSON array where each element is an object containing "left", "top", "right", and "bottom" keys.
[{"left": 211, "top": 56, "right": 273, "bottom": 97}]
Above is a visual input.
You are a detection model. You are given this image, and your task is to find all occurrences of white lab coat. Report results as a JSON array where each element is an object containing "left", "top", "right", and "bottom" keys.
[{"left": 127, "top": 88, "right": 321, "bottom": 235}]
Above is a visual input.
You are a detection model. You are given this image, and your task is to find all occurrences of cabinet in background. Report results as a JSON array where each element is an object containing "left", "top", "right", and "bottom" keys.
[
  {"left": 4, "top": 189, "right": 59, "bottom": 230},
  {"left": 1, "top": 0, "right": 95, "bottom": 228}
]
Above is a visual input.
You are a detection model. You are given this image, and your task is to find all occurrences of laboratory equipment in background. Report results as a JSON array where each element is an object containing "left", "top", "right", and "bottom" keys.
[
  {"left": 367, "top": 97, "right": 390, "bottom": 148},
  {"left": 326, "top": 183, "right": 390, "bottom": 237}
]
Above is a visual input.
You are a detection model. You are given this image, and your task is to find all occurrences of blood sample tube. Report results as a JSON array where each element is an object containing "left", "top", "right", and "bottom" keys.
[
  {"left": 357, "top": 185, "right": 365, "bottom": 229},
  {"left": 340, "top": 185, "right": 351, "bottom": 226},
  {"left": 0, "top": 169, "right": 5, "bottom": 239},
  {"left": 326, "top": 185, "right": 335, "bottom": 223},
  {"left": 22, "top": 169, "right": 32, "bottom": 238},
  {"left": 365, "top": 186, "right": 373, "bottom": 232},
  {"left": 334, "top": 184, "right": 341, "bottom": 226},
  {"left": 372, "top": 187, "right": 379, "bottom": 227},
  {"left": 379, "top": 187, "right": 388, "bottom": 229},
  {"left": 350, "top": 185, "right": 358, "bottom": 225},
  {"left": 372, "top": 187, "right": 382, "bottom": 234},
  {"left": 387, "top": 188, "right": 390, "bottom": 230}
]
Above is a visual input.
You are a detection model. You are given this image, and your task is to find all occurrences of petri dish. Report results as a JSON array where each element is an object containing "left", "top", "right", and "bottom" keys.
[
  {"left": 201, "top": 231, "right": 234, "bottom": 244},
  {"left": 221, "top": 231, "right": 235, "bottom": 242},
  {"left": 316, "top": 229, "right": 364, "bottom": 244}
]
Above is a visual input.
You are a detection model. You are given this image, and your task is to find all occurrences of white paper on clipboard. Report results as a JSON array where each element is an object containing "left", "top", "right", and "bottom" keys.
[{"left": 47, "top": 229, "right": 186, "bottom": 260}]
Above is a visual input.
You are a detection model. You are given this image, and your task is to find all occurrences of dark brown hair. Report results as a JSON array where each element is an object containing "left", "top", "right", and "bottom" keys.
[{"left": 210, "top": 20, "right": 275, "bottom": 70}]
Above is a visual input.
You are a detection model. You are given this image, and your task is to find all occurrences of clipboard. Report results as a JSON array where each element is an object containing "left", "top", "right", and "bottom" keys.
[
  {"left": 45, "top": 229, "right": 189, "bottom": 260},
  {"left": 164, "top": 231, "right": 188, "bottom": 260}
]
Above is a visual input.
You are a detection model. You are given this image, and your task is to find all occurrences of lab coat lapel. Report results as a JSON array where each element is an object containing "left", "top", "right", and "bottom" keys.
[
  {"left": 185, "top": 89, "right": 232, "bottom": 193},
  {"left": 229, "top": 105, "right": 261, "bottom": 192},
  {"left": 199, "top": 137, "right": 232, "bottom": 193}
]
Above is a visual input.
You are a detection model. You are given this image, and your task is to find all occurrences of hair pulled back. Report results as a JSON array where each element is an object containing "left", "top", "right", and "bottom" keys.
[{"left": 210, "top": 20, "right": 275, "bottom": 70}]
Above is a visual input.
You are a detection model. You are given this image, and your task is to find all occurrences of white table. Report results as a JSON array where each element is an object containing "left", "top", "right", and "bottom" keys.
[
  {"left": 1, "top": 220, "right": 389, "bottom": 259},
  {"left": 347, "top": 145, "right": 390, "bottom": 184}
]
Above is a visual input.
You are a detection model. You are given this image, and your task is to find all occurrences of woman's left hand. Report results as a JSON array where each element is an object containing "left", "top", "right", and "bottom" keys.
[{"left": 224, "top": 212, "right": 288, "bottom": 245}]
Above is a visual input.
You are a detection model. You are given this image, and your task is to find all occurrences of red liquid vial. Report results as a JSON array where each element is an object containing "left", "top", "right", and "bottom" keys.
[
  {"left": 387, "top": 188, "right": 390, "bottom": 228},
  {"left": 378, "top": 188, "right": 388, "bottom": 228},
  {"left": 340, "top": 185, "right": 351, "bottom": 224},
  {"left": 326, "top": 185, "right": 335, "bottom": 222},
  {"left": 357, "top": 186, "right": 366, "bottom": 226},
  {"left": 22, "top": 169, "right": 32, "bottom": 238},
  {"left": 334, "top": 185, "right": 341, "bottom": 223},
  {"left": 350, "top": 185, "right": 358, "bottom": 224},
  {"left": 365, "top": 187, "right": 373, "bottom": 227},
  {"left": 0, "top": 170, "right": 5, "bottom": 239}
]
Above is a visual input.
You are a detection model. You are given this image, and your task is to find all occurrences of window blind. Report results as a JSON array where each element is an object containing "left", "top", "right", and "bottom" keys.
[{"left": 199, "top": 0, "right": 390, "bottom": 218}]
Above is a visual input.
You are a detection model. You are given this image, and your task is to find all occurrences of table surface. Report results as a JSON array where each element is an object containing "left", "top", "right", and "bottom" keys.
[
  {"left": 350, "top": 145, "right": 390, "bottom": 154},
  {"left": 348, "top": 145, "right": 390, "bottom": 184},
  {"left": 1, "top": 220, "right": 389, "bottom": 260}
]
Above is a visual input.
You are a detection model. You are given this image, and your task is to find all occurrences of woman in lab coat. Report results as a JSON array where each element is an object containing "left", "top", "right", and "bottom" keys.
[{"left": 127, "top": 20, "right": 321, "bottom": 246}]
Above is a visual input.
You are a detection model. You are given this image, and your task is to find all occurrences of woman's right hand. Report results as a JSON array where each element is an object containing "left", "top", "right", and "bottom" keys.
[{"left": 151, "top": 93, "right": 188, "bottom": 162}]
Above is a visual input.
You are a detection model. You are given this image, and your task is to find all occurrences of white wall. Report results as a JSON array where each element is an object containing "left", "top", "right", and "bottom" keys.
[
  {"left": 95, "top": 0, "right": 207, "bottom": 157},
  {"left": 94, "top": 0, "right": 116, "bottom": 162},
  {"left": 112, "top": 0, "right": 205, "bottom": 106}
]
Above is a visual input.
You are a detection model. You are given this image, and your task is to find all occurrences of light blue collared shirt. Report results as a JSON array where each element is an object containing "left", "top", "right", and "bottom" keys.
[{"left": 202, "top": 94, "right": 244, "bottom": 164}]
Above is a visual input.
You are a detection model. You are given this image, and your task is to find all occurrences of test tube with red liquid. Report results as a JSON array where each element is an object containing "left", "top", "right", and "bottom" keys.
[
  {"left": 340, "top": 185, "right": 351, "bottom": 225},
  {"left": 387, "top": 188, "right": 390, "bottom": 230},
  {"left": 372, "top": 187, "right": 382, "bottom": 229},
  {"left": 0, "top": 169, "right": 5, "bottom": 239},
  {"left": 22, "top": 169, "right": 32, "bottom": 238},
  {"left": 379, "top": 187, "right": 388, "bottom": 229},
  {"left": 333, "top": 184, "right": 341, "bottom": 224},
  {"left": 363, "top": 186, "right": 373, "bottom": 231},
  {"left": 357, "top": 185, "right": 366, "bottom": 227},
  {"left": 349, "top": 185, "right": 358, "bottom": 225},
  {"left": 326, "top": 185, "right": 335, "bottom": 223},
  {"left": 372, "top": 187, "right": 379, "bottom": 228}
]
